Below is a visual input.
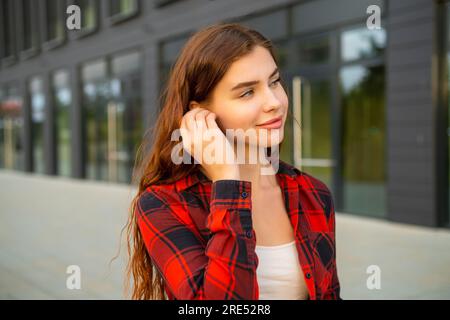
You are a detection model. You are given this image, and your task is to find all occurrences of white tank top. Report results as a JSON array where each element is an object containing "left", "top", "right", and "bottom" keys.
[{"left": 255, "top": 240, "right": 309, "bottom": 300}]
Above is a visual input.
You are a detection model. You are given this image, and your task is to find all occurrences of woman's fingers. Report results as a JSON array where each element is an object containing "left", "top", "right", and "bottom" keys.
[
  {"left": 205, "top": 112, "right": 218, "bottom": 130},
  {"left": 184, "top": 107, "right": 204, "bottom": 131},
  {"left": 179, "top": 116, "right": 191, "bottom": 153},
  {"left": 194, "top": 109, "right": 211, "bottom": 131},
  {"left": 180, "top": 107, "right": 226, "bottom": 164}
]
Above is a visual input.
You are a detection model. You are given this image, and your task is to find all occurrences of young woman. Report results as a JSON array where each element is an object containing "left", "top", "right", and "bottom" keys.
[{"left": 124, "top": 23, "right": 341, "bottom": 300}]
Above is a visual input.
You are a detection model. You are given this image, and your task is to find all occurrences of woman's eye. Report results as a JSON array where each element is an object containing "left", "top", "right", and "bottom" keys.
[
  {"left": 239, "top": 78, "right": 280, "bottom": 98},
  {"left": 271, "top": 77, "right": 281, "bottom": 86},
  {"left": 240, "top": 89, "right": 253, "bottom": 98}
]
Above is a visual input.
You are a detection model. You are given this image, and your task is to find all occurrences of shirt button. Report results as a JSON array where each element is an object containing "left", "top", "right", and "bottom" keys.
[
  {"left": 245, "top": 230, "right": 253, "bottom": 238},
  {"left": 305, "top": 272, "right": 312, "bottom": 279},
  {"left": 241, "top": 191, "right": 248, "bottom": 199}
]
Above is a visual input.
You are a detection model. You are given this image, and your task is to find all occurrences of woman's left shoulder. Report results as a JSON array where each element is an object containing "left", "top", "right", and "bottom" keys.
[
  {"left": 298, "top": 170, "right": 332, "bottom": 196},
  {"left": 296, "top": 170, "right": 335, "bottom": 223}
]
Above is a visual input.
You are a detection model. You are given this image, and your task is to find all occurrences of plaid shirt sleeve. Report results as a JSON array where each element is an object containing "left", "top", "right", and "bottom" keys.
[{"left": 136, "top": 179, "right": 258, "bottom": 300}]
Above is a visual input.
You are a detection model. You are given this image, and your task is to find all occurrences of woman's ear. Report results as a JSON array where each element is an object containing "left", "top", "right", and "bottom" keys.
[
  {"left": 189, "top": 101, "right": 201, "bottom": 111},
  {"left": 189, "top": 100, "right": 212, "bottom": 112}
]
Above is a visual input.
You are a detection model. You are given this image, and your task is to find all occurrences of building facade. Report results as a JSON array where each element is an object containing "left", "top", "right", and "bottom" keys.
[{"left": 0, "top": 0, "right": 449, "bottom": 228}]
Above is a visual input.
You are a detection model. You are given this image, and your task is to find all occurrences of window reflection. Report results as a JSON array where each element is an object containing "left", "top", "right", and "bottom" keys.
[
  {"left": 81, "top": 59, "right": 109, "bottom": 181},
  {"left": 1, "top": 0, "right": 15, "bottom": 59},
  {"left": 74, "top": 0, "right": 97, "bottom": 30},
  {"left": 45, "top": 0, "right": 64, "bottom": 42},
  {"left": 52, "top": 70, "right": 72, "bottom": 177},
  {"left": 29, "top": 76, "right": 46, "bottom": 174},
  {"left": 160, "top": 36, "right": 190, "bottom": 92},
  {"left": 20, "top": 0, "right": 39, "bottom": 53},
  {"left": 340, "top": 64, "right": 386, "bottom": 217},
  {"left": 110, "top": 51, "right": 143, "bottom": 183},
  {"left": 0, "top": 85, "right": 24, "bottom": 170},
  {"left": 81, "top": 51, "right": 143, "bottom": 183},
  {"left": 297, "top": 34, "right": 330, "bottom": 65},
  {"left": 341, "top": 26, "right": 386, "bottom": 62},
  {"left": 299, "top": 78, "right": 333, "bottom": 189},
  {"left": 110, "top": 0, "right": 137, "bottom": 17}
]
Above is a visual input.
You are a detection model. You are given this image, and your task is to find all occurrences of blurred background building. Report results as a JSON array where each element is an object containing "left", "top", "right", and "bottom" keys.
[{"left": 1, "top": 0, "right": 450, "bottom": 299}]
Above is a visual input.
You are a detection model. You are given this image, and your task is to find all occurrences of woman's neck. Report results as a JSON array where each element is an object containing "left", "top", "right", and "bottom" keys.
[{"left": 237, "top": 143, "right": 279, "bottom": 190}]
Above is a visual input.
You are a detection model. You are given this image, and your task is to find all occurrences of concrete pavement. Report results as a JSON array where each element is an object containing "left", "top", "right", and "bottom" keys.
[{"left": 1, "top": 169, "right": 449, "bottom": 299}]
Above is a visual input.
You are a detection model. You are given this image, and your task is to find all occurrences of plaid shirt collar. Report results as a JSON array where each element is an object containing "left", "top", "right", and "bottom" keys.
[{"left": 174, "top": 159, "right": 301, "bottom": 192}]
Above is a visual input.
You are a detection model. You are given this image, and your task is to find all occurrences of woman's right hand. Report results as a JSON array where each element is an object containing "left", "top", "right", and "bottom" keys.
[{"left": 179, "top": 107, "right": 240, "bottom": 182}]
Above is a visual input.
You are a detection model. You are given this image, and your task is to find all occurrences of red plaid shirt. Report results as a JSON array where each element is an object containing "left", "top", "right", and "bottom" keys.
[{"left": 136, "top": 160, "right": 341, "bottom": 300}]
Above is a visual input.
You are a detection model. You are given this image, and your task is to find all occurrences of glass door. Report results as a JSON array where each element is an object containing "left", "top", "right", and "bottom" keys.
[
  {"left": 283, "top": 70, "right": 335, "bottom": 194},
  {"left": 0, "top": 86, "right": 24, "bottom": 171},
  {"left": 81, "top": 52, "right": 142, "bottom": 184},
  {"left": 82, "top": 59, "right": 110, "bottom": 181},
  {"left": 108, "top": 73, "right": 142, "bottom": 184},
  {"left": 109, "top": 51, "right": 142, "bottom": 184},
  {"left": 339, "top": 64, "right": 386, "bottom": 217}
]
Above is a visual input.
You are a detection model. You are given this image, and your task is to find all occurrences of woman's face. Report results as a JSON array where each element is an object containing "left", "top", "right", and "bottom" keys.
[{"left": 200, "top": 45, "right": 289, "bottom": 148}]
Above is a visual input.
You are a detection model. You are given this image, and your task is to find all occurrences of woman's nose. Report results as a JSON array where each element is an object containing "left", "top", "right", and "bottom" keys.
[{"left": 262, "top": 88, "right": 283, "bottom": 112}]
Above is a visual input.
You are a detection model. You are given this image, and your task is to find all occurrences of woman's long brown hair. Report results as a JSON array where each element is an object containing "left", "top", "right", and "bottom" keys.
[{"left": 120, "top": 22, "right": 287, "bottom": 300}]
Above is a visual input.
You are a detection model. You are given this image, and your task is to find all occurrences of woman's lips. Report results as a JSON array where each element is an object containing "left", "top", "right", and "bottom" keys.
[{"left": 256, "top": 118, "right": 283, "bottom": 129}]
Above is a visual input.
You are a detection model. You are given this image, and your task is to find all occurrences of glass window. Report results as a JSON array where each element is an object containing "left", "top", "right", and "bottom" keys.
[
  {"left": 280, "top": 74, "right": 334, "bottom": 192},
  {"left": 81, "top": 59, "right": 109, "bottom": 181},
  {"left": 0, "top": 85, "right": 24, "bottom": 170},
  {"left": 19, "top": 0, "right": 39, "bottom": 53},
  {"left": 110, "top": 51, "right": 143, "bottom": 183},
  {"left": 272, "top": 40, "right": 290, "bottom": 71},
  {"left": 109, "top": 0, "right": 139, "bottom": 21},
  {"left": 45, "top": 0, "right": 65, "bottom": 43},
  {"left": 298, "top": 77, "right": 333, "bottom": 189},
  {"left": 29, "top": 76, "right": 46, "bottom": 174},
  {"left": 297, "top": 34, "right": 330, "bottom": 66},
  {"left": 341, "top": 26, "right": 386, "bottom": 62},
  {"left": 74, "top": 0, "right": 97, "bottom": 31},
  {"left": 340, "top": 64, "right": 386, "bottom": 217},
  {"left": 52, "top": 70, "right": 72, "bottom": 177},
  {"left": 1, "top": 0, "right": 15, "bottom": 59},
  {"left": 160, "top": 36, "right": 188, "bottom": 67},
  {"left": 81, "top": 51, "right": 143, "bottom": 183},
  {"left": 160, "top": 35, "right": 190, "bottom": 91}
]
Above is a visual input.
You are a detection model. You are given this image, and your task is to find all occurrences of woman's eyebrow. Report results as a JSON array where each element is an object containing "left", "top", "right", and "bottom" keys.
[{"left": 230, "top": 67, "right": 279, "bottom": 91}]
